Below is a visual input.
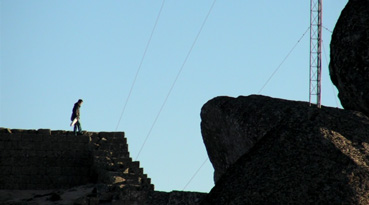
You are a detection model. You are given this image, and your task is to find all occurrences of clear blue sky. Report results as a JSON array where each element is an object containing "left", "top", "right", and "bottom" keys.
[{"left": 1, "top": 0, "right": 348, "bottom": 192}]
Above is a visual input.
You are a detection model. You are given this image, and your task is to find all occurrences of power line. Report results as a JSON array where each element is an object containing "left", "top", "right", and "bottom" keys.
[
  {"left": 258, "top": 27, "right": 310, "bottom": 94},
  {"left": 135, "top": 0, "right": 217, "bottom": 160},
  {"left": 182, "top": 157, "right": 209, "bottom": 191},
  {"left": 322, "top": 25, "right": 333, "bottom": 33},
  {"left": 115, "top": 0, "right": 166, "bottom": 131}
]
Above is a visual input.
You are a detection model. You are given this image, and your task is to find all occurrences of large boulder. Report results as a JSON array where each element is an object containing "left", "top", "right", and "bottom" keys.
[
  {"left": 329, "top": 0, "right": 369, "bottom": 115},
  {"left": 201, "top": 95, "right": 369, "bottom": 204}
]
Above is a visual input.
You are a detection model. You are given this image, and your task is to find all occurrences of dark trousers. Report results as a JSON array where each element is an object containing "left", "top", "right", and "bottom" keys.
[{"left": 74, "top": 121, "right": 82, "bottom": 135}]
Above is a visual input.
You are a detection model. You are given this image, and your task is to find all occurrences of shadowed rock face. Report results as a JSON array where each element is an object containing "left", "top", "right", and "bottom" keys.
[
  {"left": 201, "top": 95, "right": 369, "bottom": 204},
  {"left": 329, "top": 0, "right": 369, "bottom": 115}
]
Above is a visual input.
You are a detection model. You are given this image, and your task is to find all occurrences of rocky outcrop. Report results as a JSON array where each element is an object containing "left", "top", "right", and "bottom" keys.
[
  {"left": 329, "top": 0, "right": 369, "bottom": 115},
  {"left": 201, "top": 95, "right": 369, "bottom": 204},
  {"left": 201, "top": 95, "right": 294, "bottom": 183}
]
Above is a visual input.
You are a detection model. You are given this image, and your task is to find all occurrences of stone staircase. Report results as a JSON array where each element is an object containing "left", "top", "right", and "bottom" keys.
[{"left": 89, "top": 132, "right": 154, "bottom": 192}]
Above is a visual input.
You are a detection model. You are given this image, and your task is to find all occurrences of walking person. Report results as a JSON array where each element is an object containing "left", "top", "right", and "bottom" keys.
[{"left": 71, "top": 99, "right": 83, "bottom": 135}]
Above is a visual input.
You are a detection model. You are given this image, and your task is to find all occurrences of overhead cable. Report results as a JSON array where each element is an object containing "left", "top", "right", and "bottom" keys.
[
  {"left": 116, "top": 0, "right": 166, "bottom": 131},
  {"left": 182, "top": 157, "right": 209, "bottom": 191},
  {"left": 135, "top": 0, "right": 217, "bottom": 160},
  {"left": 258, "top": 26, "right": 310, "bottom": 94}
]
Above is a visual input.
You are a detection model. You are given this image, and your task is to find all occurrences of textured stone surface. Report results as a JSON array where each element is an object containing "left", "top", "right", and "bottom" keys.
[
  {"left": 0, "top": 128, "right": 205, "bottom": 204},
  {"left": 201, "top": 95, "right": 297, "bottom": 183},
  {"left": 329, "top": 0, "right": 369, "bottom": 115},
  {"left": 201, "top": 95, "right": 369, "bottom": 204},
  {"left": 147, "top": 191, "right": 207, "bottom": 205},
  {"left": 0, "top": 188, "right": 206, "bottom": 205}
]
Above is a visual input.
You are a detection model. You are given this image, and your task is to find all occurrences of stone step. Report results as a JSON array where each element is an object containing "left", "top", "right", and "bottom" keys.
[
  {"left": 115, "top": 183, "right": 154, "bottom": 191},
  {"left": 93, "top": 150, "right": 129, "bottom": 158},
  {"left": 113, "top": 180, "right": 154, "bottom": 191},
  {"left": 105, "top": 172, "right": 141, "bottom": 185},
  {"left": 106, "top": 171, "right": 152, "bottom": 186},
  {"left": 97, "top": 142, "right": 128, "bottom": 152}
]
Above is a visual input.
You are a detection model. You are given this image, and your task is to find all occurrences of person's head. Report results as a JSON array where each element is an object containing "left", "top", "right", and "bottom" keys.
[{"left": 78, "top": 99, "right": 83, "bottom": 105}]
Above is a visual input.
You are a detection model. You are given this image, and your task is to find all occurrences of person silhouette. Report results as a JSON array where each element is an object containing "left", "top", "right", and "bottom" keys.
[{"left": 71, "top": 99, "right": 83, "bottom": 135}]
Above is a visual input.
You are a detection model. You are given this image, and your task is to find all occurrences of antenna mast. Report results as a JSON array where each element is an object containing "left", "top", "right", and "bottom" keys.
[{"left": 309, "top": 0, "right": 322, "bottom": 108}]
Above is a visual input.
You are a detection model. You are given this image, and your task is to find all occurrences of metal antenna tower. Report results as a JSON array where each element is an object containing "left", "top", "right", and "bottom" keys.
[{"left": 309, "top": 0, "right": 322, "bottom": 108}]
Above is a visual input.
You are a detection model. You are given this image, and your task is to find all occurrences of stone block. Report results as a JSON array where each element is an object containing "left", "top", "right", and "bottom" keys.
[
  {"left": 99, "top": 132, "right": 112, "bottom": 140},
  {"left": 75, "top": 135, "right": 90, "bottom": 143},
  {"left": 1, "top": 156, "right": 14, "bottom": 166},
  {"left": 27, "top": 166, "right": 39, "bottom": 175},
  {"left": 31, "top": 142, "right": 42, "bottom": 151},
  {"left": 3, "top": 141, "right": 13, "bottom": 149},
  {"left": 78, "top": 167, "right": 91, "bottom": 176},
  {"left": 77, "top": 150, "right": 91, "bottom": 159},
  {"left": 47, "top": 167, "right": 61, "bottom": 176},
  {"left": 61, "top": 167, "right": 74, "bottom": 176},
  {"left": 0, "top": 134, "right": 12, "bottom": 141},
  {"left": 21, "top": 134, "right": 36, "bottom": 142},
  {"left": 58, "top": 134, "right": 72, "bottom": 142},
  {"left": 25, "top": 150, "right": 38, "bottom": 157},
  {"left": 43, "top": 134, "right": 55, "bottom": 143},
  {"left": 11, "top": 140, "right": 20, "bottom": 150},
  {"left": 44, "top": 156, "right": 58, "bottom": 167},
  {"left": 28, "top": 175, "right": 43, "bottom": 185},
  {"left": 111, "top": 136, "right": 127, "bottom": 145},
  {"left": 32, "top": 134, "right": 43, "bottom": 142},
  {"left": 19, "top": 140, "right": 35, "bottom": 150},
  {"left": 12, "top": 165, "right": 23, "bottom": 176},
  {"left": 74, "top": 158, "right": 91, "bottom": 167},
  {"left": 52, "top": 176, "right": 70, "bottom": 186},
  {"left": 0, "top": 149, "right": 11, "bottom": 157},
  {"left": 0, "top": 141, "right": 4, "bottom": 150},
  {"left": 36, "top": 166, "right": 47, "bottom": 175},
  {"left": 113, "top": 132, "right": 125, "bottom": 138},
  {"left": 95, "top": 150, "right": 113, "bottom": 157},
  {"left": 10, "top": 129, "right": 24, "bottom": 134},
  {"left": 41, "top": 175, "right": 52, "bottom": 184},
  {"left": 14, "top": 156, "right": 29, "bottom": 166},
  {"left": 39, "top": 140, "right": 52, "bottom": 150},
  {"left": 51, "top": 130, "right": 68, "bottom": 135},
  {"left": 58, "top": 142, "right": 72, "bottom": 150},
  {"left": 0, "top": 127, "right": 12, "bottom": 134},
  {"left": 69, "top": 142, "right": 87, "bottom": 150},
  {"left": 115, "top": 153, "right": 130, "bottom": 159},
  {"left": 89, "top": 133, "right": 100, "bottom": 144},
  {"left": 38, "top": 129, "right": 51, "bottom": 135},
  {"left": 0, "top": 166, "right": 12, "bottom": 175}
]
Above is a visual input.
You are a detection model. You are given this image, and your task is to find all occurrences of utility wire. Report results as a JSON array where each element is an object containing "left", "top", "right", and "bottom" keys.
[
  {"left": 322, "top": 26, "right": 333, "bottom": 33},
  {"left": 258, "top": 27, "right": 310, "bottom": 94},
  {"left": 182, "top": 157, "right": 209, "bottom": 191},
  {"left": 115, "top": 0, "right": 166, "bottom": 131},
  {"left": 182, "top": 26, "right": 318, "bottom": 192},
  {"left": 135, "top": 0, "right": 217, "bottom": 160}
]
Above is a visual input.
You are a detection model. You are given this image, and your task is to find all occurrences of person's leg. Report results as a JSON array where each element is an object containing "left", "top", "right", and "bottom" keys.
[
  {"left": 77, "top": 121, "right": 82, "bottom": 134},
  {"left": 74, "top": 123, "right": 78, "bottom": 136}
]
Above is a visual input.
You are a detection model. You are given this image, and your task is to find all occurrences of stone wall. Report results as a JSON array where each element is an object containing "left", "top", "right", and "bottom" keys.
[{"left": 0, "top": 128, "right": 153, "bottom": 192}]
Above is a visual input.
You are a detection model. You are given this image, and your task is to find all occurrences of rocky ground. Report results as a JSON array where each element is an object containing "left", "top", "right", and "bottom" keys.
[{"left": 0, "top": 184, "right": 95, "bottom": 205}]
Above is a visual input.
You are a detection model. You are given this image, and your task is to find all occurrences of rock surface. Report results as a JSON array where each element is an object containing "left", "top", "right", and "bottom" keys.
[
  {"left": 329, "top": 0, "right": 369, "bottom": 115},
  {"left": 0, "top": 187, "right": 206, "bottom": 205},
  {"left": 201, "top": 95, "right": 369, "bottom": 204},
  {"left": 0, "top": 129, "right": 206, "bottom": 204}
]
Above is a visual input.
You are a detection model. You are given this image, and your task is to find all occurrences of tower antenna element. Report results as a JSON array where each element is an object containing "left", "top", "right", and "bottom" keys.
[{"left": 309, "top": 0, "right": 322, "bottom": 108}]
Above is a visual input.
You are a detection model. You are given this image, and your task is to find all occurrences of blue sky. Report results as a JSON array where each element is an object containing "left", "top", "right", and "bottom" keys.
[{"left": 1, "top": 0, "right": 348, "bottom": 192}]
